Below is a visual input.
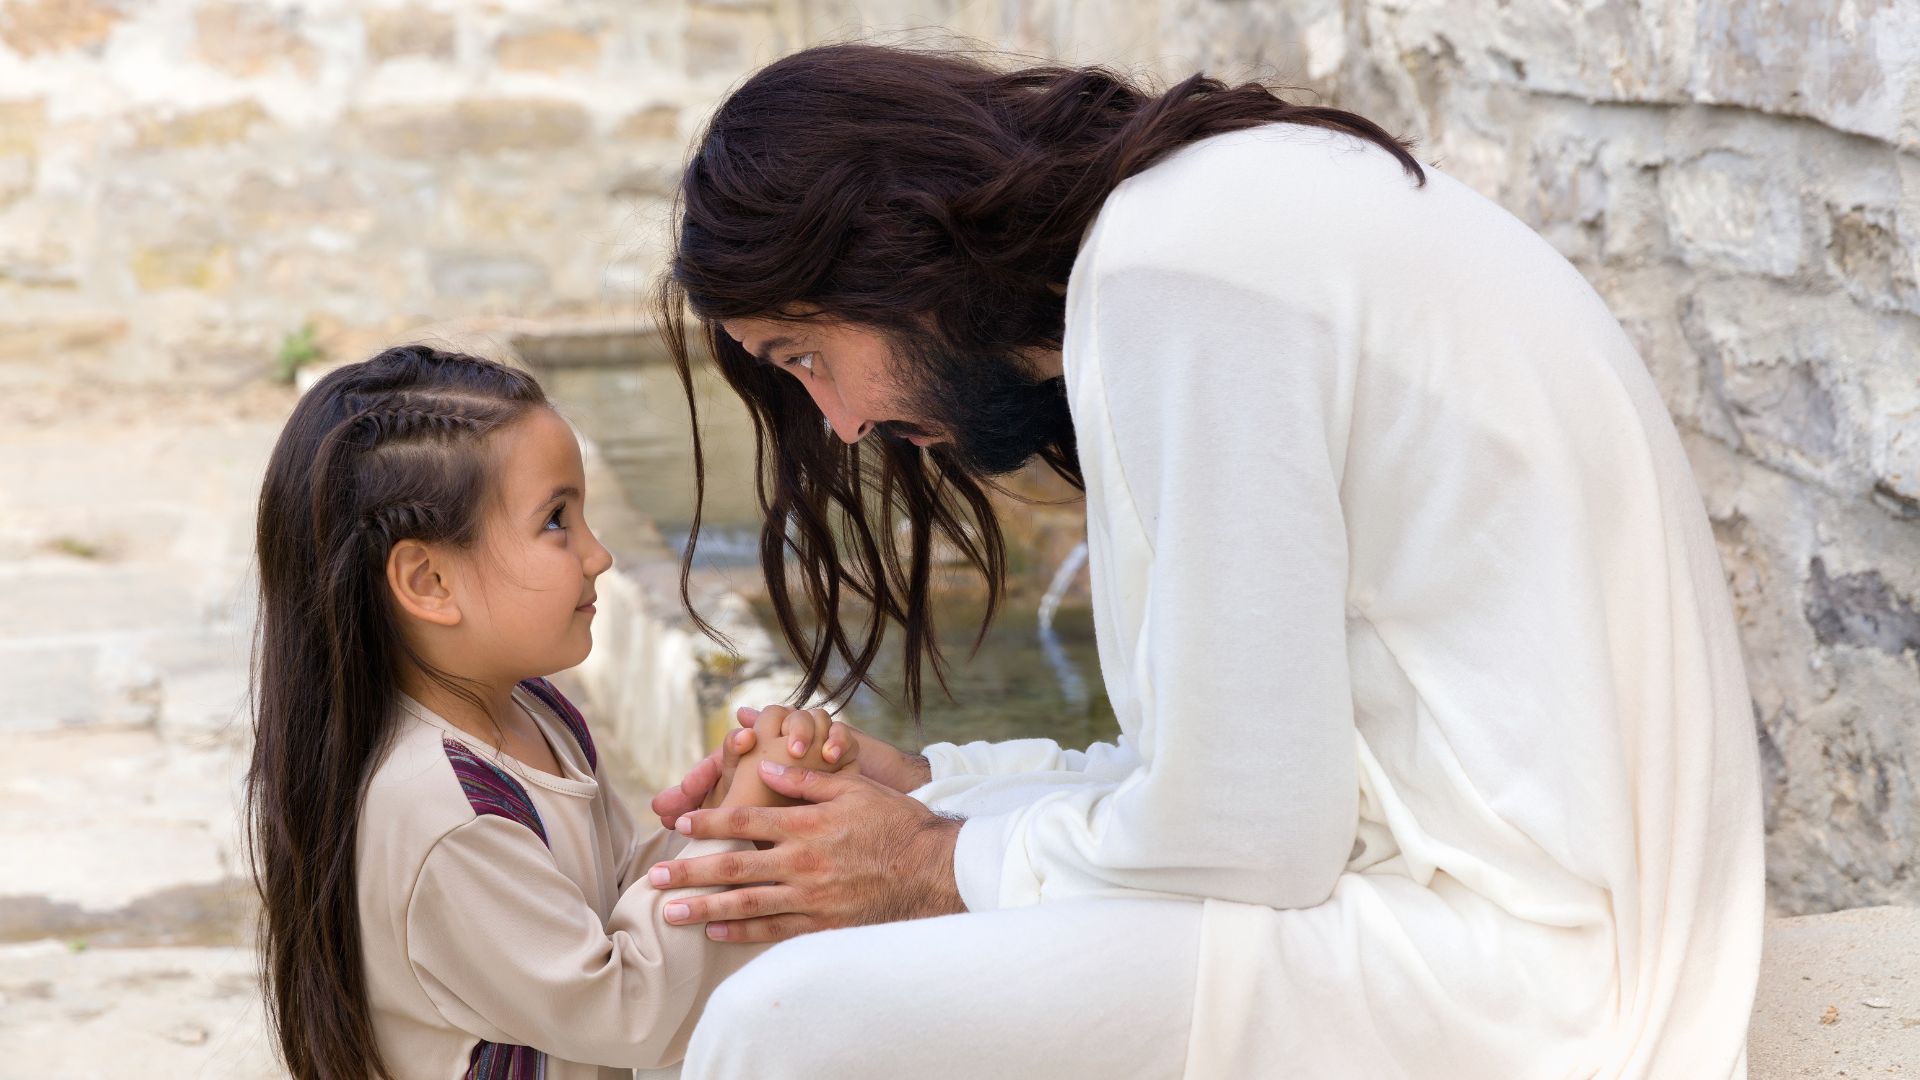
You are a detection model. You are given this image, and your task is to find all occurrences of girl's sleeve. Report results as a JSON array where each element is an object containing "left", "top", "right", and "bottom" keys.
[
  {"left": 946, "top": 261, "right": 1361, "bottom": 914},
  {"left": 404, "top": 815, "right": 764, "bottom": 1069}
]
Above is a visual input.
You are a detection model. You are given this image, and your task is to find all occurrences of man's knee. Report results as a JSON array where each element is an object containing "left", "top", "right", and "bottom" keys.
[{"left": 683, "top": 934, "right": 843, "bottom": 1077}]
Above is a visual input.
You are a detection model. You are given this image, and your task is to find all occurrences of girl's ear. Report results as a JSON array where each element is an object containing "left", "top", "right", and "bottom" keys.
[{"left": 387, "top": 539, "right": 462, "bottom": 627}]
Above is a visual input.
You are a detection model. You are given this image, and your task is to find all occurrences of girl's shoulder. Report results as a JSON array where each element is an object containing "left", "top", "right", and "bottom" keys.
[
  {"left": 358, "top": 682, "right": 601, "bottom": 868},
  {"left": 358, "top": 713, "right": 497, "bottom": 865}
]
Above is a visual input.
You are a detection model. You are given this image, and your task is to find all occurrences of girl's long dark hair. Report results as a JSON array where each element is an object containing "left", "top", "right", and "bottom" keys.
[
  {"left": 246, "top": 345, "right": 545, "bottom": 1080},
  {"left": 658, "top": 41, "right": 1424, "bottom": 716}
]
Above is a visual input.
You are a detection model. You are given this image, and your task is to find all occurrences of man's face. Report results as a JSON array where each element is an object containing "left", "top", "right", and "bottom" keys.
[{"left": 718, "top": 313, "right": 1071, "bottom": 476}]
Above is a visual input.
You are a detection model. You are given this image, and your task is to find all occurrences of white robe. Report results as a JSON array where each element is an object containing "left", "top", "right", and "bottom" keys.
[{"left": 916, "top": 122, "right": 1765, "bottom": 1078}]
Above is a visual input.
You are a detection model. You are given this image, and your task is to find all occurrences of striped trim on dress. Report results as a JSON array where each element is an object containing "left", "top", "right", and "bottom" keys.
[
  {"left": 442, "top": 738, "right": 551, "bottom": 1075},
  {"left": 466, "top": 1036, "right": 546, "bottom": 1079},
  {"left": 441, "top": 737, "right": 548, "bottom": 846},
  {"left": 518, "top": 676, "right": 597, "bottom": 772}
]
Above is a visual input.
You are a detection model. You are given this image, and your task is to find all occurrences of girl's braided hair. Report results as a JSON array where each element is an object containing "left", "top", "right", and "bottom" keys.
[{"left": 246, "top": 344, "right": 546, "bottom": 1079}]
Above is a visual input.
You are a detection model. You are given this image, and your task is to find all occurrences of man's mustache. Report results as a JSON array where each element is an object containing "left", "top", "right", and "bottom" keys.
[{"left": 874, "top": 419, "right": 939, "bottom": 441}]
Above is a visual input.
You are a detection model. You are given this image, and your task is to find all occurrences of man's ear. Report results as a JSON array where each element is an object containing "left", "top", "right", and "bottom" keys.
[{"left": 387, "top": 539, "right": 462, "bottom": 627}]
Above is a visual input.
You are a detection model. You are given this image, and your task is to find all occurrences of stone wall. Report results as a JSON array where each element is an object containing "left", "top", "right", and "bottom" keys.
[
  {"left": 0, "top": 0, "right": 799, "bottom": 388},
  {"left": 6, "top": 0, "right": 1915, "bottom": 914}
]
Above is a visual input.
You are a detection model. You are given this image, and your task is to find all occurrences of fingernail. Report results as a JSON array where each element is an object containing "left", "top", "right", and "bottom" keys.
[
  {"left": 739, "top": 707, "right": 760, "bottom": 720},
  {"left": 665, "top": 902, "right": 688, "bottom": 923},
  {"left": 790, "top": 739, "right": 805, "bottom": 756},
  {"left": 649, "top": 865, "right": 670, "bottom": 887},
  {"left": 760, "top": 761, "right": 787, "bottom": 776},
  {"left": 825, "top": 745, "right": 839, "bottom": 761},
  {"left": 675, "top": 815, "right": 693, "bottom": 835},
  {"left": 707, "top": 924, "right": 728, "bottom": 940}
]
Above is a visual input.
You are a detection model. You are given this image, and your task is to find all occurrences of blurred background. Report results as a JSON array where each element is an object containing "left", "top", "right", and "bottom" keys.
[{"left": 0, "top": 0, "right": 1915, "bottom": 1074}]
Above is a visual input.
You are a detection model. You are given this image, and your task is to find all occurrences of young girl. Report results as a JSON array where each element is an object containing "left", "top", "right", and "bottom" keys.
[{"left": 245, "top": 344, "right": 854, "bottom": 1079}]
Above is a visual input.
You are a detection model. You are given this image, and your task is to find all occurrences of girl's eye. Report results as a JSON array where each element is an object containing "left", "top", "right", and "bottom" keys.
[{"left": 545, "top": 506, "right": 566, "bottom": 531}]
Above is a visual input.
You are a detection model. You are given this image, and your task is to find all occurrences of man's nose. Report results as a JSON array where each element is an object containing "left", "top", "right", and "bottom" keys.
[{"left": 803, "top": 382, "right": 871, "bottom": 444}]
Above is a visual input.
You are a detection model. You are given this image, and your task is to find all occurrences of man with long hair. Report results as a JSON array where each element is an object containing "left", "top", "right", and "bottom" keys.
[{"left": 643, "top": 41, "right": 1763, "bottom": 1078}]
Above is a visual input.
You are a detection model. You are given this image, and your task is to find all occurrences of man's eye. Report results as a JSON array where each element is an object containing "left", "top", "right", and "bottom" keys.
[
  {"left": 784, "top": 353, "right": 816, "bottom": 374},
  {"left": 545, "top": 506, "right": 566, "bottom": 531}
]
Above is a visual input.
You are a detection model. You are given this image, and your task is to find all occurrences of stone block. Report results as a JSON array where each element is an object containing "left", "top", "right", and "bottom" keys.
[
  {"left": 0, "top": 99, "right": 45, "bottom": 157},
  {"left": 129, "top": 243, "right": 234, "bottom": 292},
  {"left": 0, "top": 640, "right": 101, "bottom": 730},
  {"left": 1804, "top": 557, "right": 1920, "bottom": 659},
  {"left": 0, "top": 0, "right": 120, "bottom": 57},
  {"left": 0, "top": 316, "right": 127, "bottom": 369},
  {"left": 684, "top": 8, "right": 766, "bottom": 72},
  {"left": 1691, "top": 0, "right": 1918, "bottom": 151},
  {"left": 608, "top": 163, "right": 679, "bottom": 200},
  {"left": 1682, "top": 292, "right": 1845, "bottom": 482},
  {"left": 352, "top": 99, "right": 592, "bottom": 158},
  {"left": 1662, "top": 150, "right": 1805, "bottom": 279},
  {"left": 615, "top": 104, "right": 681, "bottom": 143},
  {"left": 192, "top": 2, "right": 318, "bottom": 78},
  {"left": 365, "top": 5, "right": 456, "bottom": 62},
  {"left": 427, "top": 249, "right": 551, "bottom": 300},
  {"left": 495, "top": 25, "right": 602, "bottom": 71},
  {"left": 0, "top": 238, "right": 77, "bottom": 287},
  {"left": 1870, "top": 380, "right": 1920, "bottom": 516},
  {"left": 130, "top": 100, "right": 269, "bottom": 151},
  {"left": 1824, "top": 201, "right": 1920, "bottom": 314},
  {"left": 0, "top": 154, "right": 33, "bottom": 209}
]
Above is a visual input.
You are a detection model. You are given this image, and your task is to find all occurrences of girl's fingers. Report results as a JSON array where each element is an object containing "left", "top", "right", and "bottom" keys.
[
  {"left": 781, "top": 709, "right": 812, "bottom": 758},
  {"left": 823, "top": 721, "right": 859, "bottom": 765},
  {"left": 735, "top": 705, "right": 760, "bottom": 728}
]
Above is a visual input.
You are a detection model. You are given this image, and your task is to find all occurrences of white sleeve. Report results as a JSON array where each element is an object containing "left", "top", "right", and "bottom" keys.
[
  {"left": 922, "top": 735, "right": 1141, "bottom": 782},
  {"left": 405, "top": 816, "right": 764, "bottom": 1069},
  {"left": 948, "top": 260, "right": 1360, "bottom": 914}
]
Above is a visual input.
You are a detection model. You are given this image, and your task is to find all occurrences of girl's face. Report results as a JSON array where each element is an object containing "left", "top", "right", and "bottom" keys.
[{"left": 450, "top": 407, "right": 614, "bottom": 681}]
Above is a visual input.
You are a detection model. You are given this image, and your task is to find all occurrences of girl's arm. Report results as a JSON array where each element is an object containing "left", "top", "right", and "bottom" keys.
[{"left": 405, "top": 816, "right": 763, "bottom": 1069}]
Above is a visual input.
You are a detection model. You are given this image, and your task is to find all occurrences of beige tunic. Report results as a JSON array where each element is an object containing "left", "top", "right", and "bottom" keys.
[{"left": 355, "top": 678, "right": 760, "bottom": 1078}]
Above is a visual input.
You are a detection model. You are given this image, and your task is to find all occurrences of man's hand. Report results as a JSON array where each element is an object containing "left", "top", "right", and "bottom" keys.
[
  {"left": 647, "top": 761, "right": 966, "bottom": 943},
  {"left": 649, "top": 706, "right": 931, "bottom": 829}
]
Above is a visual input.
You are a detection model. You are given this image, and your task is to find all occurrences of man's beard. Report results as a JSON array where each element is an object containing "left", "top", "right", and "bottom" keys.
[{"left": 882, "top": 325, "right": 1075, "bottom": 477}]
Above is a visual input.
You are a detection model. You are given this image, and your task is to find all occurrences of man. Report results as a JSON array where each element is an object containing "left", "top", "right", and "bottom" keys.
[{"left": 642, "top": 41, "right": 1764, "bottom": 1079}]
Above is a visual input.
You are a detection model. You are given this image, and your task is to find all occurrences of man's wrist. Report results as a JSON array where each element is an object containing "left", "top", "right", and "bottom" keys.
[{"left": 907, "top": 812, "right": 966, "bottom": 919}]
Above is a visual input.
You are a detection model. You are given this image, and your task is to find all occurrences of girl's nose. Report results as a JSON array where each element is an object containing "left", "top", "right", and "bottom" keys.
[{"left": 582, "top": 526, "right": 614, "bottom": 577}]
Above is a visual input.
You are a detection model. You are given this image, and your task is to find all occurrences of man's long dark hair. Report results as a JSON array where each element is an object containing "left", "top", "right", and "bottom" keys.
[
  {"left": 658, "top": 41, "right": 1424, "bottom": 716},
  {"left": 246, "top": 346, "right": 545, "bottom": 1079}
]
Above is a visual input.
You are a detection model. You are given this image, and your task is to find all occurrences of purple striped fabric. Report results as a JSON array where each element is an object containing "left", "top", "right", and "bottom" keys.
[
  {"left": 518, "top": 677, "right": 597, "bottom": 772},
  {"left": 441, "top": 737, "right": 547, "bottom": 846},
  {"left": 466, "top": 1037, "right": 546, "bottom": 1079}
]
